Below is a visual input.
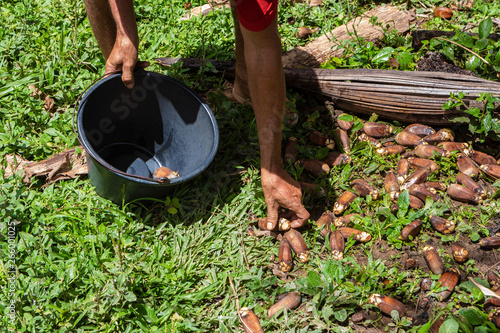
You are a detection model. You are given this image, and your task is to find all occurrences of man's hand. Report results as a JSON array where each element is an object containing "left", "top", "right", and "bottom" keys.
[
  {"left": 105, "top": 36, "right": 149, "bottom": 89},
  {"left": 261, "top": 167, "right": 310, "bottom": 230}
]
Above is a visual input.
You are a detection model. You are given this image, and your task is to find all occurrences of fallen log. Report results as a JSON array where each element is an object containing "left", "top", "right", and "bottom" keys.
[
  {"left": 155, "top": 57, "right": 500, "bottom": 125},
  {"left": 282, "top": 5, "right": 415, "bottom": 68}
]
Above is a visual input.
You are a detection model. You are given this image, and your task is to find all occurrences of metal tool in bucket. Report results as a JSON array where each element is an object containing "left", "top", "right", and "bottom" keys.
[{"left": 73, "top": 70, "right": 219, "bottom": 204}]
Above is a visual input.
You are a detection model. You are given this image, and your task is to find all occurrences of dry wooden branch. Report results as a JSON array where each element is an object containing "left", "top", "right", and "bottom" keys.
[
  {"left": 281, "top": 5, "right": 416, "bottom": 68},
  {"left": 156, "top": 57, "right": 500, "bottom": 125}
]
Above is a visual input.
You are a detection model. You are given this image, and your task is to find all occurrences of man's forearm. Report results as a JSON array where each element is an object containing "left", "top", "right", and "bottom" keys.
[{"left": 108, "top": 0, "right": 139, "bottom": 44}]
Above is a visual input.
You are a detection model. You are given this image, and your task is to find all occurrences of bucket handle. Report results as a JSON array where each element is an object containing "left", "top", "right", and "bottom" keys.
[{"left": 72, "top": 70, "right": 167, "bottom": 184}]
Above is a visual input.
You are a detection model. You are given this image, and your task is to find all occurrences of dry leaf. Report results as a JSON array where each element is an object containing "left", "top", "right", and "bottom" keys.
[
  {"left": 3, "top": 154, "right": 31, "bottom": 178},
  {"left": 23, "top": 146, "right": 88, "bottom": 185},
  {"left": 468, "top": 277, "right": 500, "bottom": 300}
]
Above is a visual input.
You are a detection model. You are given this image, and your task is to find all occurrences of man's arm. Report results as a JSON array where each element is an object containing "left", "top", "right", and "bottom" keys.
[
  {"left": 239, "top": 19, "right": 310, "bottom": 230},
  {"left": 85, "top": 0, "right": 144, "bottom": 88}
]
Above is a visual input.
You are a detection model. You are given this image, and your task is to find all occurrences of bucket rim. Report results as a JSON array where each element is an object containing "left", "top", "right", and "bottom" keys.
[{"left": 75, "top": 70, "right": 219, "bottom": 185}]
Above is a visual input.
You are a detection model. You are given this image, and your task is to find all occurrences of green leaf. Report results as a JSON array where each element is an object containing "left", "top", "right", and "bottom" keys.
[
  {"left": 465, "top": 107, "right": 481, "bottom": 118},
  {"left": 372, "top": 47, "right": 395, "bottom": 64},
  {"left": 308, "top": 271, "right": 323, "bottom": 287},
  {"left": 439, "top": 318, "right": 459, "bottom": 333},
  {"left": 334, "top": 308, "right": 347, "bottom": 322},
  {"left": 478, "top": 17, "right": 493, "bottom": 39},
  {"left": 482, "top": 113, "right": 492, "bottom": 133},
  {"left": 322, "top": 305, "right": 334, "bottom": 322},
  {"left": 474, "top": 38, "right": 489, "bottom": 51},
  {"left": 457, "top": 307, "right": 483, "bottom": 326},
  {"left": 397, "top": 190, "right": 410, "bottom": 218},
  {"left": 167, "top": 207, "right": 178, "bottom": 214},
  {"left": 457, "top": 34, "right": 474, "bottom": 48},
  {"left": 395, "top": 51, "right": 413, "bottom": 69},
  {"left": 466, "top": 55, "right": 481, "bottom": 71},
  {"left": 124, "top": 291, "right": 137, "bottom": 302},
  {"left": 339, "top": 114, "right": 354, "bottom": 122},
  {"left": 442, "top": 46, "right": 455, "bottom": 61}
]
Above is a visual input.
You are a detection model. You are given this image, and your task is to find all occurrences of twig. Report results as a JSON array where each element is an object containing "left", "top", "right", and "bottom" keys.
[
  {"left": 432, "top": 36, "right": 492, "bottom": 67},
  {"left": 229, "top": 275, "right": 255, "bottom": 333}
]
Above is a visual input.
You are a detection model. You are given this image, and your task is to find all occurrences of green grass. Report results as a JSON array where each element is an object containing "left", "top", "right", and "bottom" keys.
[{"left": 1, "top": 0, "right": 500, "bottom": 331}]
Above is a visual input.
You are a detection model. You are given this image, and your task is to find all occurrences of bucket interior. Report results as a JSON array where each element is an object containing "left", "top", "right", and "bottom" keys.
[{"left": 77, "top": 71, "right": 218, "bottom": 183}]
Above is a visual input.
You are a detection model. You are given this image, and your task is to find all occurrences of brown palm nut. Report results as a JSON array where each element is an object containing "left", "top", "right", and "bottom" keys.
[
  {"left": 401, "top": 150, "right": 417, "bottom": 158},
  {"left": 315, "top": 211, "right": 333, "bottom": 238},
  {"left": 296, "top": 159, "right": 330, "bottom": 178},
  {"left": 323, "top": 151, "right": 351, "bottom": 167},
  {"left": 409, "top": 184, "right": 440, "bottom": 202},
  {"left": 358, "top": 133, "right": 382, "bottom": 147},
  {"left": 284, "top": 229, "right": 310, "bottom": 263},
  {"left": 284, "top": 137, "right": 299, "bottom": 163},
  {"left": 153, "top": 166, "right": 179, "bottom": 180},
  {"left": 423, "top": 246, "right": 444, "bottom": 275},
  {"left": 362, "top": 122, "right": 393, "bottom": 138},
  {"left": 409, "top": 195, "right": 425, "bottom": 209},
  {"left": 420, "top": 277, "right": 433, "bottom": 291},
  {"left": 415, "top": 144, "right": 446, "bottom": 158},
  {"left": 352, "top": 179, "right": 379, "bottom": 199},
  {"left": 457, "top": 153, "right": 479, "bottom": 179},
  {"left": 401, "top": 167, "right": 430, "bottom": 190},
  {"left": 467, "top": 149, "right": 497, "bottom": 165},
  {"left": 384, "top": 171, "right": 400, "bottom": 200},
  {"left": 405, "top": 123, "right": 435, "bottom": 137},
  {"left": 299, "top": 181, "right": 326, "bottom": 196},
  {"left": 390, "top": 203, "right": 399, "bottom": 214},
  {"left": 408, "top": 157, "right": 439, "bottom": 173},
  {"left": 339, "top": 227, "right": 372, "bottom": 242},
  {"left": 436, "top": 269, "right": 460, "bottom": 301},
  {"left": 484, "top": 297, "right": 500, "bottom": 314},
  {"left": 480, "top": 236, "right": 500, "bottom": 249},
  {"left": 430, "top": 215, "right": 455, "bottom": 234},
  {"left": 434, "top": 6, "right": 454, "bottom": 19},
  {"left": 430, "top": 315, "right": 446, "bottom": 333},
  {"left": 424, "top": 182, "right": 447, "bottom": 192},
  {"left": 451, "top": 243, "right": 468, "bottom": 263},
  {"left": 397, "top": 158, "right": 410, "bottom": 185},
  {"left": 337, "top": 113, "right": 353, "bottom": 131},
  {"left": 309, "top": 130, "right": 327, "bottom": 146},
  {"left": 278, "top": 238, "right": 293, "bottom": 272},
  {"left": 267, "top": 292, "right": 301, "bottom": 318},
  {"left": 438, "top": 141, "right": 468, "bottom": 153},
  {"left": 334, "top": 128, "right": 350, "bottom": 154},
  {"left": 297, "top": 26, "right": 313, "bottom": 39},
  {"left": 278, "top": 217, "right": 291, "bottom": 231},
  {"left": 422, "top": 128, "right": 455, "bottom": 144},
  {"left": 368, "top": 294, "right": 405, "bottom": 317},
  {"left": 489, "top": 308, "right": 500, "bottom": 329},
  {"left": 334, "top": 213, "right": 360, "bottom": 227},
  {"left": 239, "top": 307, "right": 264, "bottom": 333},
  {"left": 333, "top": 191, "right": 358, "bottom": 215},
  {"left": 395, "top": 131, "right": 422, "bottom": 147},
  {"left": 479, "top": 164, "right": 500, "bottom": 180},
  {"left": 487, "top": 270, "right": 500, "bottom": 291},
  {"left": 456, "top": 172, "right": 486, "bottom": 198},
  {"left": 329, "top": 229, "right": 345, "bottom": 260},
  {"left": 376, "top": 145, "right": 406, "bottom": 156},
  {"left": 400, "top": 219, "right": 423, "bottom": 241},
  {"left": 447, "top": 183, "right": 482, "bottom": 204},
  {"left": 404, "top": 258, "right": 417, "bottom": 269}
]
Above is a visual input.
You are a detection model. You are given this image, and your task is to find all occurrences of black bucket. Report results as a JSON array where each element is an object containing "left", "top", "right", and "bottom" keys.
[{"left": 75, "top": 70, "right": 219, "bottom": 204}]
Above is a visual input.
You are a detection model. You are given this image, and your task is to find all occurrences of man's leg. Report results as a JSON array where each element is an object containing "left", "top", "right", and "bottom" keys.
[
  {"left": 229, "top": 0, "right": 250, "bottom": 101},
  {"left": 84, "top": 0, "right": 116, "bottom": 58}
]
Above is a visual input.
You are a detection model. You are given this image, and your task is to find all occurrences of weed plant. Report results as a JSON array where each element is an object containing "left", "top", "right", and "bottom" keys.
[{"left": 1, "top": 0, "right": 500, "bottom": 332}]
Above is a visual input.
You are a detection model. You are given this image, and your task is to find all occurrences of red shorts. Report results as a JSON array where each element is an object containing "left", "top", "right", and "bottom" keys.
[{"left": 235, "top": 0, "right": 278, "bottom": 32}]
